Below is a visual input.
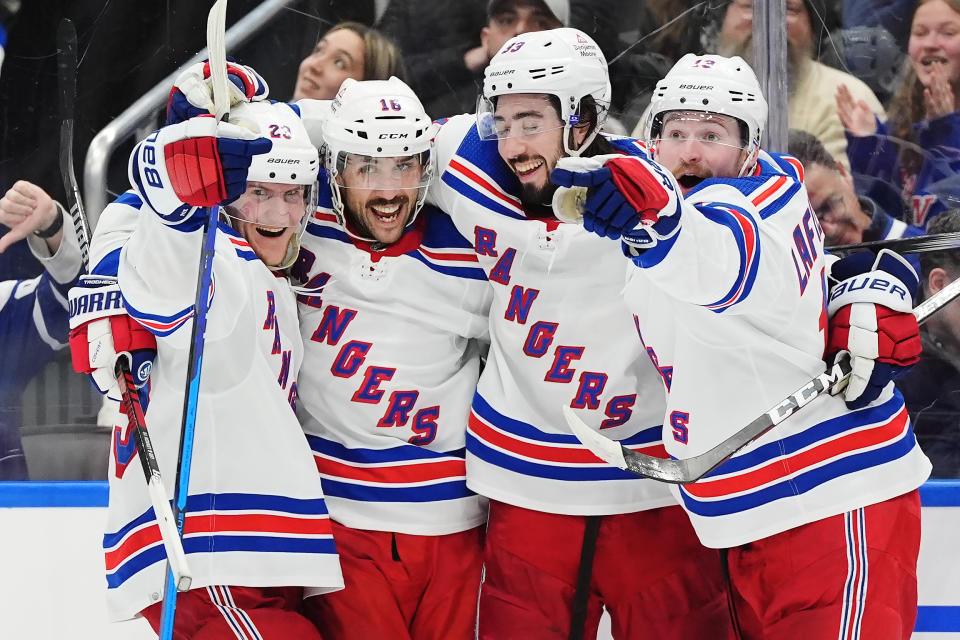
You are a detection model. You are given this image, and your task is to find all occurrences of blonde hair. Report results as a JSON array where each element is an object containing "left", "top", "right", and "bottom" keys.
[{"left": 324, "top": 22, "right": 408, "bottom": 83}]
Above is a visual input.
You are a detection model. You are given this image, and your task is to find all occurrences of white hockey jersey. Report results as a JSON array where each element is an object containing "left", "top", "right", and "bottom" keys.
[
  {"left": 622, "top": 151, "right": 932, "bottom": 548},
  {"left": 430, "top": 114, "right": 674, "bottom": 515},
  {"left": 292, "top": 190, "right": 492, "bottom": 536},
  {"left": 103, "top": 195, "right": 343, "bottom": 621}
]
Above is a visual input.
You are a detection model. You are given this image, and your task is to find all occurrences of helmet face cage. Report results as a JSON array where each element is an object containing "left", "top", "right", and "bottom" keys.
[
  {"left": 646, "top": 54, "right": 767, "bottom": 175},
  {"left": 223, "top": 180, "right": 318, "bottom": 230},
  {"left": 327, "top": 148, "right": 433, "bottom": 241},
  {"left": 654, "top": 111, "right": 750, "bottom": 155},
  {"left": 479, "top": 28, "right": 612, "bottom": 157},
  {"left": 322, "top": 77, "right": 434, "bottom": 242}
]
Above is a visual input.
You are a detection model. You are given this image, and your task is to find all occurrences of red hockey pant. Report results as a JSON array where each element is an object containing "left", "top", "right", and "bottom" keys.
[
  {"left": 726, "top": 489, "right": 921, "bottom": 640},
  {"left": 302, "top": 521, "right": 484, "bottom": 640},
  {"left": 478, "top": 501, "right": 735, "bottom": 640},
  {"left": 142, "top": 585, "right": 321, "bottom": 640}
]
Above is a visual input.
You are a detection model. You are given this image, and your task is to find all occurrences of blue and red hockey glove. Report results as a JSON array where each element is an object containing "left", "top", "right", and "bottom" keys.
[
  {"left": 68, "top": 275, "right": 156, "bottom": 400},
  {"left": 551, "top": 154, "right": 681, "bottom": 248},
  {"left": 165, "top": 60, "right": 269, "bottom": 126},
  {"left": 129, "top": 114, "right": 272, "bottom": 229},
  {"left": 826, "top": 249, "right": 922, "bottom": 409}
]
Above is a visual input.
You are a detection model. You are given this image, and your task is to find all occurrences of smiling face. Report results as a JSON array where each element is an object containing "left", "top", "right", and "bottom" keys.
[
  {"left": 227, "top": 182, "right": 309, "bottom": 267},
  {"left": 493, "top": 93, "right": 573, "bottom": 208},
  {"left": 909, "top": 0, "right": 960, "bottom": 87},
  {"left": 293, "top": 28, "right": 365, "bottom": 100},
  {"left": 337, "top": 154, "right": 427, "bottom": 244},
  {"left": 653, "top": 111, "right": 750, "bottom": 195}
]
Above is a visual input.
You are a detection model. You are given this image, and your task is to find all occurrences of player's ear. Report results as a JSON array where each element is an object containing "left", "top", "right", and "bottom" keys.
[
  {"left": 570, "top": 122, "right": 590, "bottom": 149},
  {"left": 741, "top": 147, "right": 759, "bottom": 174},
  {"left": 929, "top": 266, "right": 950, "bottom": 294}
]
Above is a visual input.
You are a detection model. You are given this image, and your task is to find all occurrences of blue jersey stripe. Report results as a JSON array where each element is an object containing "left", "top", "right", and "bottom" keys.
[
  {"left": 305, "top": 222, "right": 352, "bottom": 243},
  {"left": 679, "top": 428, "right": 916, "bottom": 516},
  {"left": 104, "top": 492, "right": 330, "bottom": 547},
  {"left": 93, "top": 248, "right": 122, "bottom": 277},
  {"left": 699, "top": 204, "right": 760, "bottom": 312},
  {"left": 123, "top": 295, "right": 193, "bottom": 337},
  {"left": 107, "top": 535, "right": 337, "bottom": 589},
  {"left": 307, "top": 435, "right": 465, "bottom": 463},
  {"left": 466, "top": 433, "right": 649, "bottom": 481},
  {"left": 408, "top": 250, "right": 488, "bottom": 280},
  {"left": 472, "top": 393, "right": 662, "bottom": 447},
  {"left": 705, "top": 395, "right": 903, "bottom": 478},
  {"left": 441, "top": 170, "right": 526, "bottom": 220},
  {"left": 757, "top": 180, "right": 803, "bottom": 220},
  {"left": 320, "top": 478, "right": 474, "bottom": 502}
]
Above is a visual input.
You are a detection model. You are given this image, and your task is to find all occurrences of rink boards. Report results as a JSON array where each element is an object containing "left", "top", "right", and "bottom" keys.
[{"left": 1, "top": 480, "right": 958, "bottom": 639}]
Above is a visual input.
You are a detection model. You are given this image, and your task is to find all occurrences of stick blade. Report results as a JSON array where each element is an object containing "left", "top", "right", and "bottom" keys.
[
  {"left": 562, "top": 405, "right": 629, "bottom": 469},
  {"left": 562, "top": 405, "right": 700, "bottom": 484},
  {"left": 206, "top": 0, "right": 230, "bottom": 120}
]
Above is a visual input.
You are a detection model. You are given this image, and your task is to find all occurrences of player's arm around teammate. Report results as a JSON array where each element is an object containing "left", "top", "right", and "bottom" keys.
[{"left": 553, "top": 54, "right": 930, "bottom": 640}]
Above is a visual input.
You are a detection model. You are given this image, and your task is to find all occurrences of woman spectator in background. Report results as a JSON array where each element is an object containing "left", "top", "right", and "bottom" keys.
[
  {"left": 838, "top": 0, "right": 960, "bottom": 228},
  {"left": 293, "top": 21, "right": 406, "bottom": 101}
]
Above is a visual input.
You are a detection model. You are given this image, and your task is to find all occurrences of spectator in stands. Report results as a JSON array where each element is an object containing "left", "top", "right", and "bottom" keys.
[
  {"left": 788, "top": 129, "right": 924, "bottom": 248},
  {"left": 707, "top": 0, "right": 886, "bottom": 171},
  {"left": 839, "top": 0, "right": 960, "bottom": 228},
  {"left": 377, "top": 0, "right": 566, "bottom": 118},
  {"left": 897, "top": 208, "right": 960, "bottom": 478},
  {"left": 293, "top": 21, "right": 407, "bottom": 101},
  {"left": 0, "top": 180, "right": 81, "bottom": 480}
]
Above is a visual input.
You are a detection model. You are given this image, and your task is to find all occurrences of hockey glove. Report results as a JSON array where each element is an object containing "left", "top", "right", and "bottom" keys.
[
  {"left": 551, "top": 154, "right": 681, "bottom": 247},
  {"left": 129, "top": 114, "right": 272, "bottom": 229},
  {"left": 68, "top": 275, "right": 156, "bottom": 400},
  {"left": 826, "top": 249, "right": 921, "bottom": 409},
  {"left": 165, "top": 60, "right": 269, "bottom": 125}
]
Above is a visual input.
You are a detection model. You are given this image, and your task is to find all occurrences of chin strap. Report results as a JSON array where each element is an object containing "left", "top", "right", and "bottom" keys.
[{"left": 269, "top": 234, "right": 300, "bottom": 271}]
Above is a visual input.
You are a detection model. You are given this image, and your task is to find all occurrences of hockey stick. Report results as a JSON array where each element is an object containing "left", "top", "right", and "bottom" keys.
[
  {"left": 827, "top": 230, "right": 960, "bottom": 255},
  {"left": 159, "top": 0, "right": 230, "bottom": 636},
  {"left": 56, "top": 18, "right": 192, "bottom": 591},
  {"left": 563, "top": 274, "right": 960, "bottom": 484}
]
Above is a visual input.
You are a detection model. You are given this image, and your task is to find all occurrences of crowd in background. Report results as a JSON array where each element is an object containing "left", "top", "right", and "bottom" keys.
[{"left": 1, "top": 0, "right": 960, "bottom": 481}]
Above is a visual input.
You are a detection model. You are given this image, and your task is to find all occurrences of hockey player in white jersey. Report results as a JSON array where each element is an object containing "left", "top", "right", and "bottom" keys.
[
  {"left": 553, "top": 53, "right": 931, "bottom": 639},
  {"left": 77, "top": 100, "right": 344, "bottom": 638},
  {"left": 429, "top": 29, "right": 734, "bottom": 640},
  {"left": 291, "top": 78, "right": 492, "bottom": 639}
]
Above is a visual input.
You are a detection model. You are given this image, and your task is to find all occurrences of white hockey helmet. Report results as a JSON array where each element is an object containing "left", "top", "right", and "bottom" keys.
[
  {"left": 225, "top": 100, "right": 320, "bottom": 270},
  {"left": 478, "top": 27, "right": 611, "bottom": 157},
  {"left": 646, "top": 54, "right": 767, "bottom": 173},
  {"left": 322, "top": 77, "right": 433, "bottom": 242},
  {"left": 231, "top": 100, "right": 320, "bottom": 185}
]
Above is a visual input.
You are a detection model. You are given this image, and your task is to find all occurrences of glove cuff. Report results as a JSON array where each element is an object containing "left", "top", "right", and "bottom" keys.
[{"left": 69, "top": 276, "right": 126, "bottom": 329}]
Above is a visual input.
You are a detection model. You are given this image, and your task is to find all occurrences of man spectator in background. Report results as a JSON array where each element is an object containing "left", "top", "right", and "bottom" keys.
[
  {"left": 0, "top": 180, "right": 81, "bottom": 480},
  {"left": 897, "top": 208, "right": 960, "bottom": 478},
  {"left": 377, "top": 0, "right": 565, "bottom": 119},
  {"left": 788, "top": 129, "right": 924, "bottom": 251},
  {"left": 708, "top": 0, "right": 885, "bottom": 171}
]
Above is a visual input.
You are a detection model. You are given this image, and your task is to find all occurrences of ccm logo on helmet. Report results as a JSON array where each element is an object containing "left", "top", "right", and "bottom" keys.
[{"left": 379, "top": 133, "right": 408, "bottom": 139}]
